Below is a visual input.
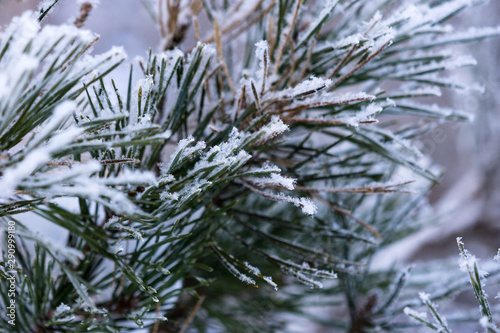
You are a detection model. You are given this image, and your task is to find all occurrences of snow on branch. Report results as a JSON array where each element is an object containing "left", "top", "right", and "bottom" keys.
[{"left": 267, "top": 76, "right": 332, "bottom": 101}]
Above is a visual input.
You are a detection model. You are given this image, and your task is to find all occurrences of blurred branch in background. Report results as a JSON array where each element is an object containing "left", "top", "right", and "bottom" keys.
[{"left": 400, "top": 0, "right": 500, "bottom": 262}]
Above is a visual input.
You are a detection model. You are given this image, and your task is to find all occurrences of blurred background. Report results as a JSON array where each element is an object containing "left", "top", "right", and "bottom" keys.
[{"left": 1, "top": 0, "right": 499, "bottom": 330}]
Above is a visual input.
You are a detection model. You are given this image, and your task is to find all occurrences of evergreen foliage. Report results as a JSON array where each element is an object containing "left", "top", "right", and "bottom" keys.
[{"left": 0, "top": 0, "right": 499, "bottom": 331}]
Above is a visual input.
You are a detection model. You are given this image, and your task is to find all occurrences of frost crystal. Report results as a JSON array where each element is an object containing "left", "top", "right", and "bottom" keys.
[
  {"left": 341, "top": 103, "right": 382, "bottom": 127},
  {"left": 479, "top": 316, "right": 489, "bottom": 328},
  {"left": 55, "top": 303, "right": 71, "bottom": 316},
  {"left": 404, "top": 307, "right": 428, "bottom": 321},
  {"left": 292, "top": 76, "right": 332, "bottom": 96},
  {"left": 419, "top": 292, "right": 431, "bottom": 303},
  {"left": 297, "top": 198, "right": 317, "bottom": 216},
  {"left": 329, "top": 33, "right": 365, "bottom": 50},
  {"left": 259, "top": 116, "right": 289, "bottom": 140},
  {"left": 263, "top": 276, "right": 279, "bottom": 291},
  {"left": 269, "top": 76, "right": 332, "bottom": 100},
  {"left": 243, "top": 261, "right": 261, "bottom": 276},
  {"left": 161, "top": 136, "right": 206, "bottom": 173},
  {"left": 255, "top": 40, "right": 269, "bottom": 92},
  {"left": 52, "top": 302, "right": 75, "bottom": 323},
  {"left": 457, "top": 237, "right": 475, "bottom": 273},
  {"left": 276, "top": 194, "right": 317, "bottom": 216},
  {"left": 110, "top": 242, "right": 124, "bottom": 254},
  {"left": 220, "top": 256, "right": 256, "bottom": 286},
  {"left": 0, "top": 102, "right": 82, "bottom": 197},
  {"left": 104, "top": 218, "right": 144, "bottom": 241},
  {"left": 255, "top": 173, "right": 296, "bottom": 190},
  {"left": 494, "top": 249, "right": 500, "bottom": 262}
]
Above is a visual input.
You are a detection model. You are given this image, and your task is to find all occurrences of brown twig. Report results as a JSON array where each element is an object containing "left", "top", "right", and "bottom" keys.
[
  {"left": 296, "top": 39, "right": 315, "bottom": 84},
  {"left": 179, "top": 295, "right": 206, "bottom": 333},
  {"left": 284, "top": 117, "right": 377, "bottom": 125},
  {"left": 213, "top": 18, "right": 236, "bottom": 95},
  {"left": 152, "top": 302, "right": 161, "bottom": 333},
  {"left": 202, "top": 0, "right": 265, "bottom": 44},
  {"left": 192, "top": 15, "right": 201, "bottom": 42},
  {"left": 327, "top": 44, "right": 359, "bottom": 80},
  {"left": 158, "top": 0, "right": 191, "bottom": 50},
  {"left": 189, "top": 0, "right": 204, "bottom": 15},
  {"left": 74, "top": 2, "right": 93, "bottom": 28},
  {"left": 268, "top": 12, "right": 277, "bottom": 56},
  {"left": 275, "top": 95, "right": 375, "bottom": 115},
  {"left": 287, "top": 35, "right": 297, "bottom": 84},
  {"left": 235, "top": 84, "right": 247, "bottom": 122},
  {"left": 250, "top": 80, "right": 261, "bottom": 110},
  {"left": 261, "top": 46, "right": 268, "bottom": 96},
  {"left": 331, "top": 40, "right": 391, "bottom": 89},
  {"left": 225, "top": 0, "right": 245, "bottom": 18},
  {"left": 158, "top": 0, "right": 167, "bottom": 38},
  {"left": 311, "top": 192, "right": 382, "bottom": 238},
  {"left": 273, "top": 0, "right": 304, "bottom": 75},
  {"left": 295, "top": 181, "right": 416, "bottom": 194},
  {"left": 240, "top": 180, "right": 298, "bottom": 203},
  {"left": 45, "top": 158, "right": 141, "bottom": 167},
  {"left": 328, "top": 15, "right": 384, "bottom": 84},
  {"left": 226, "top": 0, "right": 277, "bottom": 43}
]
